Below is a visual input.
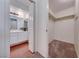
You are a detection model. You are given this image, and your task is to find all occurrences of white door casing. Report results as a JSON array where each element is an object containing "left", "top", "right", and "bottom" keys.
[
  {"left": 0, "top": 0, "right": 10, "bottom": 57},
  {"left": 28, "top": 0, "right": 35, "bottom": 53},
  {"left": 75, "top": 0, "right": 79, "bottom": 57}
]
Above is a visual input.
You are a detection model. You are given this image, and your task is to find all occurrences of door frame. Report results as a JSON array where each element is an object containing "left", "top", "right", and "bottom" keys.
[
  {"left": 74, "top": 0, "right": 79, "bottom": 57},
  {"left": 9, "top": 0, "right": 36, "bottom": 57},
  {"left": 28, "top": 0, "right": 36, "bottom": 53}
]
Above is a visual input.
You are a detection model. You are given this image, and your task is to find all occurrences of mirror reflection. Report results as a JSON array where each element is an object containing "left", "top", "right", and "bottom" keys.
[{"left": 10, "top": 5, "right": 29, "bottom": 32}]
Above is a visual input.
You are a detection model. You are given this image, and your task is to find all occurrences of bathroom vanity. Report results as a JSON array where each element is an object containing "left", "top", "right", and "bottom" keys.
[{"left": 10, "top": 9, "right": 29, "bottom": 46}]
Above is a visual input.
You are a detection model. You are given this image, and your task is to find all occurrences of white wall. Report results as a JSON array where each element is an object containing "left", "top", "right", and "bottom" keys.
[
  {"left": 10, "top": 0, "right": 29, "bottom": 12},
  {"left": 54, "top": 18, "right": 75, "bottom": 44},
  {"left": 0, "top": 0, "right": 10, "bottom": 57},
  {"left": 48, "top": 7, "right": 75, "bottom": 44},
  {"left": 36, "top": 0, "right": 48, "bottom": 57},
  {"left": 56, "top": 7, "right": 75, "bottom": 18},
  {"left": 49, "top": 7, "right": 75, "bottom": 19},
  {"left": 48, "top": 16, "right": 55, "bottom": 43}
]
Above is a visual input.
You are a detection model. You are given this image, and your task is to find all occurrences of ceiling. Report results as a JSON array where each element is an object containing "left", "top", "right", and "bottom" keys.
[
  {"left": 17, "top": 0, "right": 29, "bottom": 5},
  {"left": 49, "top": 0, "right": 75, "bottom": 14},
  {"left": 10, "top": 0, "right": 29, "bottom": 11}
]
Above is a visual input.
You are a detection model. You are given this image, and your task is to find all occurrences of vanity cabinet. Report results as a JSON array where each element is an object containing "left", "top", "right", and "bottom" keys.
[{"left": 10, "top": 31, "right": 28, "bottom": 45}]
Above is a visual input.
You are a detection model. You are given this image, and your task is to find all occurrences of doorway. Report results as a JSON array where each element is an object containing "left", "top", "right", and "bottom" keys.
[
  {"left": 48, "top": 0, "right": 77, "bottom": 58},
  {"left": 10, "top": 0, "right": 35, "bottom": 58}
]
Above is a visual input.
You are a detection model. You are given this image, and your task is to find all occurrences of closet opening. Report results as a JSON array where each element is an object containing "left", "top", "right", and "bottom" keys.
[{"left": 48, "top": 0, "right": 77, "bottom": 58}]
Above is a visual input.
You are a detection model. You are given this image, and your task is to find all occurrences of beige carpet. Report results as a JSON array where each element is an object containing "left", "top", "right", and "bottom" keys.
[{"left": 49, "top": 40, "right": 77, "bottom": 58}]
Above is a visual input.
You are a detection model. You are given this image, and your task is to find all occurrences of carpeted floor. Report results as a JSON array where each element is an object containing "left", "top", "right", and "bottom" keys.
[{"left": 49, "top": 40, "right": 77, "bottom": 58}]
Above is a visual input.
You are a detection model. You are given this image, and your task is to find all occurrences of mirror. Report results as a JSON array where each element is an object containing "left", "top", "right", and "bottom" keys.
[
  {"left": 10, "top": 18, "right": 17, "bottom": 30},
  {"left": 10, "top": 5, "right": 29, "bottom": 32},
  {"left": 10, "top": 16, "right": 28, "bottom": 32}
]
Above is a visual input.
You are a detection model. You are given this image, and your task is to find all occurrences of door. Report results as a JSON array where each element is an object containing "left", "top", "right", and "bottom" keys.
[
  {"left": 28, "top": 0, "right": 35, "bottom": 53},
  {"left": 36, "top": 0, "right": 48, "bottom": 57}
]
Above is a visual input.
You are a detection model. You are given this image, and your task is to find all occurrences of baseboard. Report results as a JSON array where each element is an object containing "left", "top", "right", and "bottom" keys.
[
  {"left": 34, "top": 51, "right": 44, "bottom": 58},
  {"left": 10, "top": 40, "right": 28, "bottom": 47},
  {"left": 28, "top": 50, "right": 34, "bottom": 54},
  {"left": 49, "top": 39, "right": 74, "bottom": 45}
]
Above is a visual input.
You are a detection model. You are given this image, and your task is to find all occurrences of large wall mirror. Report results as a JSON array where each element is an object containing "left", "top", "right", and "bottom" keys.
[
  {"left": 10, "top": 16, "right": 28, "bottom": 32},
  {"left": 10, "top": 5, "right": 29, "bottom": 32}
]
